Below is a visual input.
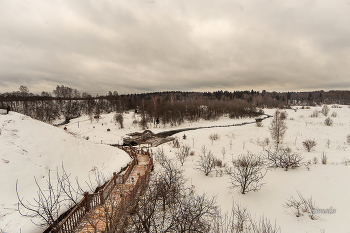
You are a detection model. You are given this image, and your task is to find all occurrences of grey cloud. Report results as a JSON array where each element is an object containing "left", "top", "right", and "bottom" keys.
[{"left": 1, "top": 0, "right": 350, "bottom": 94}]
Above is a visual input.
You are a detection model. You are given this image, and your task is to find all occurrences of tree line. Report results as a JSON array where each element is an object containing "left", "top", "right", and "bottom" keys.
[{"left": 1, "top": 85, "right": 350, "bottom": 126}]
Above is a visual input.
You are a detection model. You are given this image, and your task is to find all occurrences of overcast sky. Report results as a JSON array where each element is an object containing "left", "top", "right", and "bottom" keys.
[{"left": 1, "top": 0, "right": 350, "bottom": 95}]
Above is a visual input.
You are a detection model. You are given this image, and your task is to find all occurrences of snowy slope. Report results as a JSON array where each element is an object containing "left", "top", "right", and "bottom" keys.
[
  {"left": 157, "top": 106, "right": 350, "bottom": 233},
  {"left": 0, "top": 112, "right": 131, "bottom": 232}
]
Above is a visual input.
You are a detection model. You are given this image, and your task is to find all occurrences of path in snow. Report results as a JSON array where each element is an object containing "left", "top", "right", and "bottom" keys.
[{"left": 73, "top": 147, "right": 152, "bottom": 232}]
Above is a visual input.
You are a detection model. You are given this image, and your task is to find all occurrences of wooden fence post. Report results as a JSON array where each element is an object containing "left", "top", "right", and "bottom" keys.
[
  {"left": 113, "top": 172, "right": 117, "bottom": 185},
  {"left": 100, "top": 191, "right": 105, "bottom": 205},
  {"left": 84, "top": 192, "right": 90, "bottom": 212}
]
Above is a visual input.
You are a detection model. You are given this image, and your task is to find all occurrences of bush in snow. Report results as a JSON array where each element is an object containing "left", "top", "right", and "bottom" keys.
[
  {"left": 216, "top": 202, "right": 281, "bottom": 232},
  {"left": 265, "top": 148, "right": 304, "bottom": 171},
  {"left": 321, "top": 152, "right": 327, "bottom": 165},
  {"left": 209, "top": 133, "right": 220, "bottom": 145},
  {"left": 256, "top": 121, "right": 263, "bottom": 127},
  {"left": 279, "top": 111, "right": 288, "bottom": 120},
  {"left": 331, "top": 111, "right": 337, "bottom": 117},
  {"left": 284, "top": 190, "right": 317, "bottom": 220},
  {"left": 303, "top": 139, "right": 317, "bottom": 152},
  {"left": 321, "top": 104, "right": 330, "bottom": 116},
  {"left": 347, "top": 134, "right": 350, "bottom": 144},
  {"left": 176, "top": 144, "right": 190, "bottom": 166},
  {"left": 195, "top": 146, "right": 215, "bottom": 176},
  {"left": 310, "top": 110, "right": 319, "bottom": 118},
  {"left": 324, "top": 117, "right": 333, "bottom": 126},
  {"left": 172, "top": 138, "right": 180, "bottom": 148},
  {"left": 230, "top": 153, "right": 266, "bottom": 194}
]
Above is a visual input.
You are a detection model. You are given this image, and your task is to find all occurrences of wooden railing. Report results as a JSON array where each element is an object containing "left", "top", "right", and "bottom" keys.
[{"left": 48, "top": 145, "right": 152, "bottom": 233}]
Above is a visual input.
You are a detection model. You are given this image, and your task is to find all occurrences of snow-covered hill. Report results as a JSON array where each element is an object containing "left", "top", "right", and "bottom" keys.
[{"left": 0, "top": 112, "right": 131, "bottom": 232}]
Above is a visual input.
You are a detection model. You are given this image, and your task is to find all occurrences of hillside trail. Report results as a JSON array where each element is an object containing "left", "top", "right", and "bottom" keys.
[{"left": 73, "top": 149, "right": 150, "bottom": 232}]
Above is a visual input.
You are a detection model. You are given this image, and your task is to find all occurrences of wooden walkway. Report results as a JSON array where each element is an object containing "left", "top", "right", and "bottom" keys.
[{"left": 73, "top": 149, "right": 152, "bottom": 233}]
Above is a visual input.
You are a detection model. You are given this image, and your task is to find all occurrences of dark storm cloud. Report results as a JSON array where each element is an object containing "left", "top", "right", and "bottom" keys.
[{"left": 1, "top": 0, "right": 350, "bottom": 94}]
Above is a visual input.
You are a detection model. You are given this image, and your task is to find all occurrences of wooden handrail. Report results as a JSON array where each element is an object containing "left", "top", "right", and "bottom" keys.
[{"left": 49, "top": 145, "right": 153, "bottom": 232}]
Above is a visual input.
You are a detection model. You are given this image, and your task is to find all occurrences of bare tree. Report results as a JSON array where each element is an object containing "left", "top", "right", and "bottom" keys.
[
  {"left": 230, "top": 153, "right": 266, "bottom": 194},
  {"left": 195, "top": 146, "right": 215, "bottom": 176},
  {"left": 269, "top": 110, "right": 287, "bottom": 149},
  {"left": 95, "top": 105, "right": 100, "bottom": 123},
  {"left": 128, "top": 151, "right": 218, "bottom": 233},
  {"left": 303, "top": 139, "right": 317, "bottom": 152},
  {"left": 114, "top": 112, "right": 124, "bottom": 128},
  {"left": 16, "top": 170, "right": 63, "bottom": 229},
  {"left": 176, "top": 144, "right": 190, "bottom": 166}
]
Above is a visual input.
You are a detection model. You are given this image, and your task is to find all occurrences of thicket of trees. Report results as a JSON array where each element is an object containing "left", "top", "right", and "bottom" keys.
[{"left": 2, "top": 86, "right": 350, "bottom": 127}]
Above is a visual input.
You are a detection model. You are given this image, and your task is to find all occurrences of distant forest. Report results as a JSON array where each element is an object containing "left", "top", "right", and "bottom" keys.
[{"left": 1, "top": 85, "right": 350, "bottom": 127}]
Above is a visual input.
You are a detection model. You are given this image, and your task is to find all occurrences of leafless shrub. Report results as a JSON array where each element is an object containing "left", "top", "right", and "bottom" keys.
[
  {"left": 221, "top": 147, "right": 226, "bottom": 159},
  {"left": 214, "top": 202, "right": 280, "bottom": 233},
  {"left": 284, "top": 196, "right": 303, "bottom": 217},
  {"left": 265, "top": 148, "right": 304, "bottom": 171},
  {"left": 279, "top": 111, "right": 288, "bottom": 120},
  {"left": 172, "top": 138, "right": 180, "bottom": 148},
  {"left": 209, "top": 133, "right": 220, "bottom": 145},
  {"left": 256, "top": 122, "right": 263, "bottom": 127},
  {"left": 324, "top": 117, "right": 333, "bottom": 126},
  {"left": 331, "top": 111, "right": 337, "bottom": 117},
  {"left": 321, "top": 152, "right": 327, "bottom": 165},
  {"left": 303, "top": 139, "right": 317, "bottom": 152},
  {"left": 229, "top": 139, "right": 233, "bottom": 150},
  {"left": 310, "top": 110, "right": 319, "bottom": 118},
  {"left": 214, "top": 158, "right": 223, "bottom": 168},
  {"left": 284, "top": 190, "right": 317, "bottom": 220},
  {"left": 321, "top": 104, "right": 330, "bottom": 116},
  {"left": 325, "top": 139, "right": 331, "bottom": 148},
  {"left": 195, "top": 146, "right": 215, "bottom": 176},
  {"left": 313, "top": 157, "right": 318, "bottom": 165},
  {"left": 264, "top": 137, "right": 270, "bottom": 146},
  {"left": 347, "top": 134, "right": 350, "bottom": 144},
  {"left": 132, "top": 119, "right": 139, "bottom": 126},
  {"left": 342, "top": 159, "right": 350, "bottom": 166},
  {"left": 230, "top": 153, "right": 266, "bottom": 194}
]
